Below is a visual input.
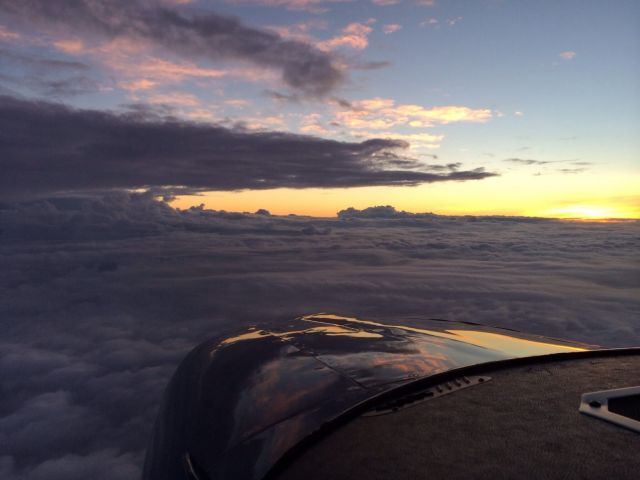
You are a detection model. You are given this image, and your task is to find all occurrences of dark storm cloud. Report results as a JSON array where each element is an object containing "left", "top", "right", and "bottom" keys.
[
  {"left": 1, "top": 193, "right": 639, "bottom": 478},
  {"left": 0, "top": 0, "right": 343, "bottom": 95},
  {"left": 0, "top": 96, "right": 496, "bottom": 200}
]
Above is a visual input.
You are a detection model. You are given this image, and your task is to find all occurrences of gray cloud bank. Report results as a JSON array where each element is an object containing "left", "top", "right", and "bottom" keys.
[
  {"left": 0, "top": 0, "right": 343, "bottom": 95},
  {"left": 1, "top": 193, "right": 639, "bottom": 478},
  {"left": 0, "top": 96, "right": 495, "bottom": 200}
]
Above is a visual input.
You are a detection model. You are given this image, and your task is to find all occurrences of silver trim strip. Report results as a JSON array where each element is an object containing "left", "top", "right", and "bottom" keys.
[{"left": 579, "top": 386, "right": 640, "bottom": 433}]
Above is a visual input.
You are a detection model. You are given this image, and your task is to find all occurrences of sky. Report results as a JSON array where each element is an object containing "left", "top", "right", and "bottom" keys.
[{"left": 0, "top": 0, "right": 638, "bottom": 218}]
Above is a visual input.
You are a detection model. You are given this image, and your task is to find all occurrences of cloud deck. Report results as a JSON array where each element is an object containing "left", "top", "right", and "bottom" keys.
[{"left": 1, "top": 193, "right": 639, "bottom": 479}]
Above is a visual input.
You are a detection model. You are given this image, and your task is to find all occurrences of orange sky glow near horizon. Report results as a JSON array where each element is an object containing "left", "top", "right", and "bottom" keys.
[{"left": 169, "top": 171, "right": 640, "bottom": 220}]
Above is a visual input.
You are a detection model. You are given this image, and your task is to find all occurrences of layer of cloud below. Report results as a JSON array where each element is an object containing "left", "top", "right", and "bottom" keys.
[{"left": 1, "top": 193, "right": 639, "bottom": 478}]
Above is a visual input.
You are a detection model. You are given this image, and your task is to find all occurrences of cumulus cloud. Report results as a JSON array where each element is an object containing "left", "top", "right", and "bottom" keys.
[
  {"left": 318, "top": 21, "right": 374, "bottom": 51},
  {"left": 272, "top": 19, "right": 375, "bottom": 52},
  {"left": 0, "top": 0, "right": 344, "bottom": 95},
  {"left": 0, "top": 95, "right": 496, "bottom": 200},
  {"left": 337, "top": 205, "right": 418, "bottom": 218},
  {"left": 336, "top": 97, "right": 493, "bottom": 130},
  {"left": 1, "top": 193, "right": 639, "bottom": 478},
  {"left": 559, "top": 50, "right": 577, "bottom": 60}
]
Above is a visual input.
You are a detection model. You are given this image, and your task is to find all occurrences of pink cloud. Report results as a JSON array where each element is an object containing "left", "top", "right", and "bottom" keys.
[
  {"left": 51, "top": 36, "right": 263, "bottom": 93},
  {"left": 53, "top": 38, "right": 86, "bottom": 54},
  {"left": 223, "top": 0, "right": 349, "bottom": 13},
  {"left": 559, "top": 51, "right": 576, "bottom": 60},
  {"left": 4, "top": 2, "right": 345, "bottom": 96},
  {"left": 420, "top": 18, "right": 438, "bottom": 27},
  {"left": 0, "top": 25, "right": 21, "bottom": 42},
  {"left": 146, "top": 92, "right": 200, "bottom": 106},
  {"left": 118, "top": 79, "right": 157, "bottom": 92},
  {"left": 267, "top": 20, "right": 327, "bottom": 43},
  {"left": 224, "top": 99, "right": 250, "bottom": 108},
  {"left": 87, "top": 38, "right": 275, "bottom": 92},
  {"left": 271, "top": 19, "right": 373, "bottom": 52},
  {"left": 237, "top": 115, "right": 288, "bottom": 130},
  {"left": 128, "top": 58, "right": 229, "bottom": 82},
  {"left": 382, "top": 24, "right": 402, "bottom": 34},
  {"left": 318, "top": 21, "right": 375, "bottom": 51},
  {"left": 300, "top": 113, "right": 330, "bottom": 135},
  {"left": 336, "top": 97, "right": 493, "bottom": 130},
  {"left": 181, "top": 108, "right": 219, "bottom": 122}
]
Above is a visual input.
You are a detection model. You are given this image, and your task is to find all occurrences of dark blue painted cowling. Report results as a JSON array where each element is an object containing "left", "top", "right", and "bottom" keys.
[{"left": 143, "top": 313, "right": 592, "bottom": 480}]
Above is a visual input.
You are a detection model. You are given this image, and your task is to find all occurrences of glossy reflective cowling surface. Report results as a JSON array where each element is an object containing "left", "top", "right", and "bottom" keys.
[{"left": 143, "top": 313, "right": 593, "bottom": 480}]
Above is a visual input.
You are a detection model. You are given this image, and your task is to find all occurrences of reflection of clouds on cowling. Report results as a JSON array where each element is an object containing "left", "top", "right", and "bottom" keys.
[{"left": 1, "top": 192, "right": 639, "bottom": 478}]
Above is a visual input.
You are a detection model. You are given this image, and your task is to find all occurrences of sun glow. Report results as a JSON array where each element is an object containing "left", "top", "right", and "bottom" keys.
[{"left": 543, "top": 205, "right": 634, "bottom": 220}]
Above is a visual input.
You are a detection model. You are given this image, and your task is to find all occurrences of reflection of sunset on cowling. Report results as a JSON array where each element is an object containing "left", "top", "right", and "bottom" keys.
[
  {"left": 142, "top": 313, "right": 600, "bottom": 478},
  {"left": 306, "top": 314, "right": 586, "bottom": 353}
]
